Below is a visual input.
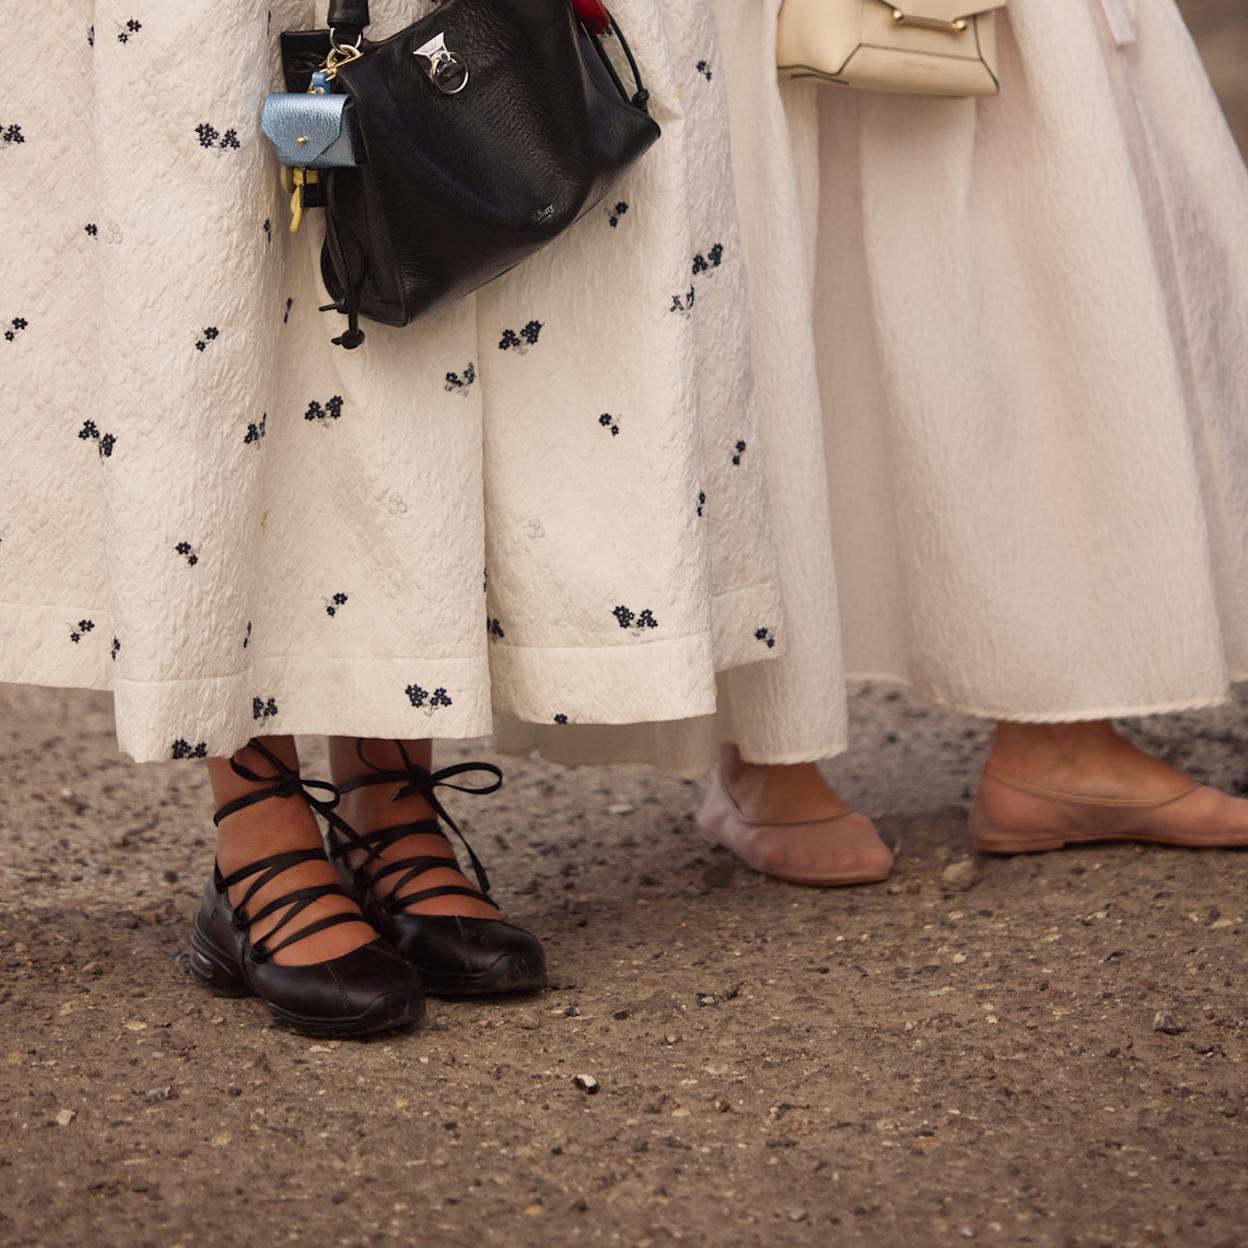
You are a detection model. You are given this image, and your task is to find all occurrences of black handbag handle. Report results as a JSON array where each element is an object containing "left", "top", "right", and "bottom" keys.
[
  {"left": 325, "top": 1, "right": 649, "bottom": 111},
  {"left": 329, "top": 0, "right": 370, "bottom": 40}
]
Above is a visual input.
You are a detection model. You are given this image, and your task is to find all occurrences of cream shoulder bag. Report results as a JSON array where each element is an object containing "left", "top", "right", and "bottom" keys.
[{"left": 777, "top": 0, "right": 1008, "bottom": 97}]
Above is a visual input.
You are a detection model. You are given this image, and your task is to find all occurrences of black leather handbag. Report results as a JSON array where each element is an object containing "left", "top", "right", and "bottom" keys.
[{"left": 279, "top": 0, "right": 661, "bottom": 348}]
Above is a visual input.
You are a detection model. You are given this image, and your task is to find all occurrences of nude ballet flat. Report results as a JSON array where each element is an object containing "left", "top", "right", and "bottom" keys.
[
  {"left": 971, "top": 765, "right": 1248, "bottom": 855},
  {"left": 695, "top": 772, "right": 894, "bottom": 887}
]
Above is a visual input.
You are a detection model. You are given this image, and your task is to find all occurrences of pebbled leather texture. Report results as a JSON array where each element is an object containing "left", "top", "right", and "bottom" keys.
[
  {"left": 190, "top": 872, "right": 426, "bottom": 1036},
  {"left": 328, "top": 0, "right": 372, "bottom": 37},
  {"left": 296, "top": 0, "right": 662, "bottom": 329},
  {"left": 261, "top": 92, "right": 362, "bottom": 168}
]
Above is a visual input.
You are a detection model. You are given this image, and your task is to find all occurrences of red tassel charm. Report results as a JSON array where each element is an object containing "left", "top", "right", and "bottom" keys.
[{"left": 570, "top": 0, "right": 611, "bottom": 35}]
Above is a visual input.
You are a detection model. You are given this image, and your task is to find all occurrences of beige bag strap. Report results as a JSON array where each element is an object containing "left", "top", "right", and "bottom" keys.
[{"left": 1099, "top": 0, "right": 1137, "bottom": 46}]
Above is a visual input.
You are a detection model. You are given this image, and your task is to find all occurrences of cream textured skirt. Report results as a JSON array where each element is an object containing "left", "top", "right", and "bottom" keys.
[
  {"left": 0, "top": 0, "right": 787, "bottom": 763},
  {"left": 503, "top": 0, "right": 1248, "bottom": 774}
]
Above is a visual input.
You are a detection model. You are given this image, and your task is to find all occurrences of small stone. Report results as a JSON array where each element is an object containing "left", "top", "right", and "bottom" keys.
[
  {"left": 1210, "top": 918, "right": 1235, "bottom": 930},
  {"left": 524, "top": 1202, "right": 543, "bottom": 1217},
  {"left": 162, "top": 869, "right": 179, "bottom": 884},
  {"left": 696, "top": 992, "right": 719, "bottom": 1008},
  {"left": 662, "top": 1033, "right": 680, "bottom": 1046},
  {"left": 605, "top": 803, "right": 635, "bottom": 816},
  {"left": 53, "top": 1109, "right": 77, "bottom": 1127},
  {"left": 613, "top": 1010, "right": 631, "bottom": 1021},
  {"left": 573, "top": 1074, "right": 600, "bottom": 1095},
  {"left": 941, "top": 860, "right": 977, "bottom": 891},
  {"left": 960, "top": 1228, "right": 977, "bottom": 1240},
  {"left": 713, "top": 1098, "right": 733, "bottom": 1113},
  {"left": 1153, "top": 1010, "right": 1185, "bottom": 1036},
  {"left": 143, "top": 1086, "right": 173, "bottom": 1104},
  {"left": 124, "top": 1020, "right": 147, "bottom": 1032},
  {"left": 788, "top": 1209, "right": 808, "bottom": 1223}
]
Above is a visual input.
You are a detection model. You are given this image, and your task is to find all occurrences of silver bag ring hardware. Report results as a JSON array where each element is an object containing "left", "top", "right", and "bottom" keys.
[{"left": 414, "top": 32, "right": 470, "bottom": 95}]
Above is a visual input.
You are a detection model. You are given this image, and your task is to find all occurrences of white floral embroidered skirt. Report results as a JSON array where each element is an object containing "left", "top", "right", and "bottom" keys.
[
  {"left": 0, "top": 0, "right": 786, "bottom": 763},
  {"left": 505, "top": 0, "right": 1248, "bottom": 774}
]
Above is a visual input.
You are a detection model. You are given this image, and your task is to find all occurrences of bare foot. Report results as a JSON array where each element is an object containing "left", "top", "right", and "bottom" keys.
[
  {"left": 207, "top": 739, "right": 377, "bottom": 966},
  {"left": 973, "top": 721, "right": 1248, "bottom": 853},
  {"left": 696, "top": 746, "right": 894, "bottom": 886}
]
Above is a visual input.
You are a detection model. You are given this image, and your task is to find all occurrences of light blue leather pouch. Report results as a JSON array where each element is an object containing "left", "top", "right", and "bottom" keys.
[{"left": 261, "top": 91, "right": 362, "bottom": 169}]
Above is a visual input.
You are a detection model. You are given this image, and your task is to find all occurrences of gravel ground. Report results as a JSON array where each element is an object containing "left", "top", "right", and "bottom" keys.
[
  {"left": 2, "top": 680, "right": 1247, "bottom": 1248},
  {"left": 3, "top": 7, "right": 1245, "bottom": 1246}
]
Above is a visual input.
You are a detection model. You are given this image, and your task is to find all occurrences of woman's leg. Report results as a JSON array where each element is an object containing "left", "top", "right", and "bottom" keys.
[
  {"left": 192, "top": 737, "right": 424, "bottom": 1038},
  {"left": 696, "top": 745, "right": 894, "bottom": 886},
  {"left": 206, "top": 737, "right": 375, "bottom": 964},
  {"left": 325, "top": 737, "right": 545, "bottom": 996},
  {"left": 328, "top": 737, "right": 497, "bottom": 919},
  {"left": 973, "top": 719, "right": 1248, "bottom": 853}
]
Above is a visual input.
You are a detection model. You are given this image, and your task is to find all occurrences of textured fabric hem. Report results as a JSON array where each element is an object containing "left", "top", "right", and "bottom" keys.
[
  {"left": 710, "top": 579, "right": 789, "bottom": 669},
  {"left": 489, "top": 629, "right": 721, "bottom": 728},
  {"left": 844, "top": 671, "right": 1244, "bottom": 726},
  {"left": 112, "top": 655, "right": 495, "bottom": 764}
]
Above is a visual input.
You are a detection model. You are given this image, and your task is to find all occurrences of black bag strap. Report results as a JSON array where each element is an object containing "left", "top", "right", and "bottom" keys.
[{"left": 328, "top": 0, "right": 370, "bottom": 41}]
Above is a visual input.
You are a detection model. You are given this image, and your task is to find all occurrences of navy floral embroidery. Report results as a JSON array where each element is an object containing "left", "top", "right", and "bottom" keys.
[
  {"left": 116, "top": 18, "right": 143, "bottom": 43},
  {"left": 406, "top": 684, "right": 453, "bottom": 710},
  {"left": 499, "top": 321, "right": 543, "bottom": 353},
  {"left": 284, "top": 297, "right": 294, "bottom": 324},
  {"left": 692, "top": 243, "right": 724, "bottom": 276},
  {"left": 244, "top": 413, "right": 267, "bottom": 445},
  {"left": 4, "top": 317, "right": 29, "bottom": 343},
  {"left": 243, "top": 621, "right": 252, "bottom": 648},
  {"left": 79, "top": 420, "right": 117, "bottom": 459},
  {"left": 613, "top": 605, "right": 659, "bottom": 633},
  {"left": 325, "top": 592, "right": 349, "bottom": 617},
  {"left": 696, "top": 60, "right": 713, "bottom": 81},
  {"left": 1, "top": 124, "right": 26, "bottom": 146},
  {"left": 88, "top": 26, "right": 95, "bottom": 47},
  {"left": 196, "top": 124, "right": 241, "bottom": 152},
  {"left": 445, "top": 362, "right": 476, "bottom": 394},
  {"left": 252, "top": 696, "right": 279, "bottom": 721},
  {"left": 263, "top": 218, "right": 272, "bottom": 243},
  {"left": 69, "top": 619, "right": 95, "bottom": 644},
  {"left": 85, "top": 223, "right": 98, "bottom": 238},
  {"left": 553, "top": 714, "right": 570, "bottom": 725},
  {"left": 607, "top": 201, "right": 629, "bottom": 228},
  {"left": 111, "top": 637, "right": 121, "bottom": 661},
  {"left": 755, "top": 627, "right": 777, "bottom": 650},
  {"left": 305, "top": 395, "right": 344, "bottom": 423},
  {"left": 696, "top": 491, "right": 706, "bottom": 517},
  {"left": 194, "top": 326, "right": 220, "bottom": 353},
  {"left": 599, "top": 412, "right": 620, "bottom": 437},
  {"left": 670, "top": 285, "right": 696, "bottom": 319},
  {"left": 487, "top": 617, "right": 505, "bottom": 640},
  {"left": 171, "top": 738, "right": 208, "bottom": 760},
  {"left": 731, "top": 440, "right": 747, "bottom": 466},
  {"left": 174, "top": 541, "right": 199, "bottom": 567}
]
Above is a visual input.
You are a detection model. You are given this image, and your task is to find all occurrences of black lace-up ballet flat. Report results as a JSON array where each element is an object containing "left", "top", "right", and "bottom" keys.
[
  {"left": 326, "top": 740, "right": 546, "bottom": 998},
  {"left": 190, "top": 739, "right": 425, "bottom": 1038}
]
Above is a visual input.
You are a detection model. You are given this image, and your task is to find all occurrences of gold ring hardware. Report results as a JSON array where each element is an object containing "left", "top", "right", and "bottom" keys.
[{"left": 890, "top": 9, "right": 969, "bottom": 32}]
